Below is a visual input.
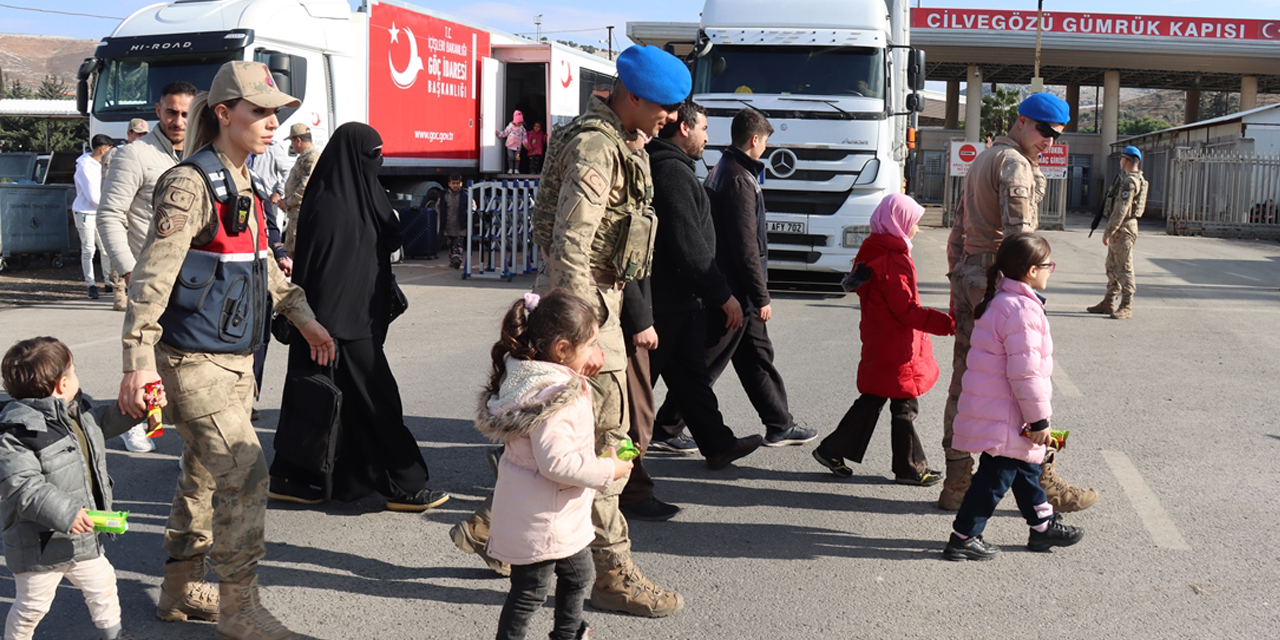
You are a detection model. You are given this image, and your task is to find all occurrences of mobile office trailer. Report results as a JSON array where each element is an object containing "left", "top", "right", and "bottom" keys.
[
  {"left": 77, "top": 0, "right": 617, "bottom": 196},
  {"left": 629, "top": 0, "right": 924, "bottom": 288}
]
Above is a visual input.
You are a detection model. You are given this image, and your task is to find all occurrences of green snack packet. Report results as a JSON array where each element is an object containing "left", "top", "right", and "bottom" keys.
[
  {"left": 603, "top": 439, "right": 640, "bottom": 461},
  {"left": 85, "top": 510, "right": 129, "bottom": 534}
]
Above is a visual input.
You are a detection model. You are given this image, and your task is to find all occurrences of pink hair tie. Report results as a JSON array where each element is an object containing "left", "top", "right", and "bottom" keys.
[{"left": 523, "top": 293, "right": 540, "bottom": 312}]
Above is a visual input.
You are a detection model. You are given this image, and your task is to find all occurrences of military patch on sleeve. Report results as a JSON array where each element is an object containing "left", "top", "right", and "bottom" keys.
[
  {"left": 1121, "top": 188, "right": 1132, "bottom": 201},
  {"left": 161, "top": 183, "right": 197, "bottom": 212},
  {"left": 582, "top": 167, "right": 608, "bottom": 199},
  {"left": 155, "top": 205, "right": 188, "bottom": 238}
]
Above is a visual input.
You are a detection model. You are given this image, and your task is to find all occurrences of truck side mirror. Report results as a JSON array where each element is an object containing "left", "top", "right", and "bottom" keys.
[
  {"left": 907, "top": 92, "right": 926, "bottom": 113},
  {"left": 258, "top": 51, "right": 308, "bottom": 123},
  {"left": 76, "top": 58, "right": 99, "bottom": 116},
  {"left": 908, "top": 49, "right": 926, "bottom": 92}
]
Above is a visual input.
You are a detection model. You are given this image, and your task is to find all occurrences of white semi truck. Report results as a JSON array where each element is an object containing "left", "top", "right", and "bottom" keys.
[
  {"left": 76, "top": 0, "right": 617, "bottom": 195},
  {"left": 629, "top": 0, "right": 924, "bottom": 288}
]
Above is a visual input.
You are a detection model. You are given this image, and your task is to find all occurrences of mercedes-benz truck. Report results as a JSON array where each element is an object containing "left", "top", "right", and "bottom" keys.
[{"left": 629, "top": 0, "right": 924, "bottom": 288}]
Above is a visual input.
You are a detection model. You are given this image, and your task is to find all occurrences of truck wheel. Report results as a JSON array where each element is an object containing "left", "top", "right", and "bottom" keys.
[
  {"left": 52, "top": 255, "right": 65, "bottom": 268},
  {"left": 0, "top": 258, "right": 6, "bottom": 272}
]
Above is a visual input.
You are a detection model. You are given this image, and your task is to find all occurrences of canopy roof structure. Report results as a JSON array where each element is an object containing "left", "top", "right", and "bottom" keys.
[{"left": 913, "top": 9, "right": 1280, "bottom": 91}]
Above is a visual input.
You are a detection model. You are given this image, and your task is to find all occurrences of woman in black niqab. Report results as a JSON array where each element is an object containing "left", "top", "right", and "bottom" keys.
[{"left": 270, "top": 122, "right": 449, "bottom": 510}]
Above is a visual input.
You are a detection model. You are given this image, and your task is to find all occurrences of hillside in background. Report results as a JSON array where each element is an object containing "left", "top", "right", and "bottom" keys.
[{"left": 0, "top": 34, "right": 99, "bottom": 92}]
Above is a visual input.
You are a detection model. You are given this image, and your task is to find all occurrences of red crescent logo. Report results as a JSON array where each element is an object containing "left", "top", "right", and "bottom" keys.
[
  {"left": 1263, "top": 22, "right": 1278, "bottom": 40},
  {"left": 560, "top": 60, "right": 574, "bottom": 89},
  {"left": 311, "top": 112, "right": 321, "bottom": 126}
]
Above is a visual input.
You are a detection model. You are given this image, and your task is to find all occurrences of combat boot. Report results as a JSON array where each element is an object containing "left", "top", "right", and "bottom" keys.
[
  {"left": 937, "top": 456, "right": 974, "bottom": 511},
  {"left": 1110, "top": 295, "right": 1133, "bottom": 320},
  {"left": 156, "top": 556, "right": 219, "bottom": 622},
  {"left": 216, "top": 577, "right": 297, "bottom": 640},
  {"left": 449, "top": 514, "right": 510, "bottom": 576},
  {"left": 112, "top": 283, "right": 128, "bottom": 312},
  {"left": 1086, "top": 293, "right": 1115, "bottom": 314},
  {"left": 1039, "top": 449, "right": 1098, "bottom": 512},
  {"left": 590, "top": 556, "right": 684, "bottom": 618}
]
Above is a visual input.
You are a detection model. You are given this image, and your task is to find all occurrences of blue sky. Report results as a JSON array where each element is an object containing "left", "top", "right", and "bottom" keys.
[{"left": 1, "top": 0, "right": 1275, "bottom": 45}]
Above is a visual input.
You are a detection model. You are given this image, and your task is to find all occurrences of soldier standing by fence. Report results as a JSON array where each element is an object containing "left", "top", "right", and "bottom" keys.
[{"left": 1088, "top": 146, "right": 1148, "bottom": 320}]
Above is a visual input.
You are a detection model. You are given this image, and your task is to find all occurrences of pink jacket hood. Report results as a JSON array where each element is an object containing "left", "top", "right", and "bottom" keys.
[
  {"left": 479, "top": 358, "right": 614, "bottom": 565},
  {"left": 952, "top": 278, "right": 1053, "bottom": 464}
]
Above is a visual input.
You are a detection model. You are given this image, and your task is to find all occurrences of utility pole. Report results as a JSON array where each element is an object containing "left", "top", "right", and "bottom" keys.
[
  {"left": 534, "top": 14, "right": 542, "bottom": 42},
  {"left": 1031, "top": 0, "right": 1044, "bottom": 92},
  {"left": 606, "top": 26, "right": 614, "bottom": 60}
]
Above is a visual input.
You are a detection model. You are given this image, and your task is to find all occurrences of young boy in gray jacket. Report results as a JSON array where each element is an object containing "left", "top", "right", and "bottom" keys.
[{"left": 0, "top": 337, "right": 155, "bottom": 640}]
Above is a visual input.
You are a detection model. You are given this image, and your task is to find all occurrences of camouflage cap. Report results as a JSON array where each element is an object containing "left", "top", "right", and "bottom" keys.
[
  {"left": 287, "top": 123, "right": 311, "bottom": 139},
  {"left": 209, "top": 61, "right": 300, "bottom": 109},
  {"left": 127, "top": 118, "right": 149, "bottom": 133}
]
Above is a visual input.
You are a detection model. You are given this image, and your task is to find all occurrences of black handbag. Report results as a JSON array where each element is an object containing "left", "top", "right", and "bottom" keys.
[
  {"left": 274, "top": 353, "right": 342, "bottom": 499},
  {"left": 388, "top": 273, "right": 408, "bottom": 323}
]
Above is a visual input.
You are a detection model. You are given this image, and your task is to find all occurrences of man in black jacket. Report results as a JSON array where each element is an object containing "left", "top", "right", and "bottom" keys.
[
  {"left": 643, "top": 101, "right": 764, "bottom": 471},
  {"left": 654, "top": 108, "right": 816, "bottom": 448}
]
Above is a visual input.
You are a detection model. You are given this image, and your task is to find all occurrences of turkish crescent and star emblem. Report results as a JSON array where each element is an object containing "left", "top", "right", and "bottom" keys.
[{"left": 388, "top": 22, "right": 425, "bottom": 90}]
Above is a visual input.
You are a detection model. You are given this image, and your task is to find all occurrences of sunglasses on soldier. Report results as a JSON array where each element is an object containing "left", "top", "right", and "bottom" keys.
[{"left": 1034, "top": 120, "right": 1063, "bottom": 141}]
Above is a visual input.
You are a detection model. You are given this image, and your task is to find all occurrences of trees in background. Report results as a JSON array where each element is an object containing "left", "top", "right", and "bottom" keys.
[{"left": 0, "top": 74, "right": 88, "bottom": 153}]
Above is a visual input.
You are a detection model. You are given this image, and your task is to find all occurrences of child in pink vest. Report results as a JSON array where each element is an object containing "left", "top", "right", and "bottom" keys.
[
  {"left": 943, "top": 233, "right": 1085, "bottom": 561},
  {"left": 478, "top": 290, "right": 632, "bottom": 639}
]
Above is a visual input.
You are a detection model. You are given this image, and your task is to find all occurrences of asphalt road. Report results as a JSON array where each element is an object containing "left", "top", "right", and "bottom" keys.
[{"left": 1, "top": 213, "right": 1277, "bottom": 639}]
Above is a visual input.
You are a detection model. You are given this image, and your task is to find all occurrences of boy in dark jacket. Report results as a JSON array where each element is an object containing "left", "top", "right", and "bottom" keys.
[
  {"left": 0, "top": 337, "right": 148, "bottom": 640},
  {"left": 654, "top": 108, "right": 816, "bottom": 450},
  {"left": 644, "top": 101, "right": 763, "bottom": 470}
]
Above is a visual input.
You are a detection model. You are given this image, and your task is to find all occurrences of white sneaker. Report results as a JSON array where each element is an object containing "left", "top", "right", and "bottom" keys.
[{"left": 120, "top": 425, "right": 155, "bottom": 452}]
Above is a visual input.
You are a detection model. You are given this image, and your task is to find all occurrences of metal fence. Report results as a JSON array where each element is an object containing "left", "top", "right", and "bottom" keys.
[
  {"left": 464, "top": 179, "right": 541, "bottom": 280},
  {"left": 1166, "top": 148, "right": 1280, "bottom": 238},
  {"left": 941, "top": 174, "right": 1067, "bottom": 230}
]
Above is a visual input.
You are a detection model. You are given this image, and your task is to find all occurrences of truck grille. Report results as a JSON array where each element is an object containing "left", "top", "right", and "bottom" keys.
[{"left": 764, "top": 191, "right": 847, "bottom": 216}]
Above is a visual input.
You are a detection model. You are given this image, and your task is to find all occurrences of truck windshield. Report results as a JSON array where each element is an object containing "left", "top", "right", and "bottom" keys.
[
  {"left": 694, "top": 45, "right": 884, "bottom": 99},
  {"left": 93, "top": 54, "right": 238, "bottom": 117}
]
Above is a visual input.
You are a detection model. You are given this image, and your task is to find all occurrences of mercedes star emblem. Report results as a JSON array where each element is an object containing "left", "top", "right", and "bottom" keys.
[{"left": 768, "top": 148, "right": 798, "bottom": 179}]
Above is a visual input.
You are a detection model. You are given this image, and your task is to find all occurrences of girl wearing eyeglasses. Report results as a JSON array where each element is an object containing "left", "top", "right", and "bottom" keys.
[{"left": 943, "top": 232, "right": 1086, "bottom": 561}]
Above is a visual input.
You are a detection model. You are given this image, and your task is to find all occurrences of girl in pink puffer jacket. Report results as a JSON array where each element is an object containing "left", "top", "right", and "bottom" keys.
[
  {"left": 943, "top": 233, "right": 1085, "bottom": 562},
  {"left": 478, "top": 291, "right": 632, "bottom": 640}
]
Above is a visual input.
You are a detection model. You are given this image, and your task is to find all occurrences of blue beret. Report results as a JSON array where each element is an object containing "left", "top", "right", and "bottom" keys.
[
  {"left": 1122, "top": 146, "right": 1142, "bottom": 161},
  {"left": 1018, "top": 92, "right": 1070, "bottom": 124},
  {"left": 616, "top": 46, "right": 691, "bottom": 105}
]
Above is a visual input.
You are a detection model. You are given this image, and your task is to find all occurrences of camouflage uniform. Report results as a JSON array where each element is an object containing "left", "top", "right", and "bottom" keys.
[
  {"left": 1093, "top": 171, "right": 1148, "bottom": 318},
  {"left": 281, "top": 145, "right": 320, "bottom": 255},
  {"left": 122, "top": 147, "right": 315, "bottom": 589},
  {"left": 452, "top": 95, "right": 678, "bottom": 617}
]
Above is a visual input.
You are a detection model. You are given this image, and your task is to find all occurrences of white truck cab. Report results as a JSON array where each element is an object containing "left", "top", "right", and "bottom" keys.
[{"left": 632, "top": 0, "right": 924, "bottom": 288}]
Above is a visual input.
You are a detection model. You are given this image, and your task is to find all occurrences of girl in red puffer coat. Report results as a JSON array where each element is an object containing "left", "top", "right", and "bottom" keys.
[{"left": 812, "top": 194, "right": 955, "bottom": 485}]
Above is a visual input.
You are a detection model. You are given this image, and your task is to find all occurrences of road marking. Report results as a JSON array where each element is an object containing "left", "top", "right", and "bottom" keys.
[
  {"left": 1223, "top": 271, "right": 1263, "bottom": 282},
  {"left": 1100, "top": 450, "right": 1189, "bottom": 550},
  {"left": 1051, "top": 363, "right": 1082, "bottom": 397}
]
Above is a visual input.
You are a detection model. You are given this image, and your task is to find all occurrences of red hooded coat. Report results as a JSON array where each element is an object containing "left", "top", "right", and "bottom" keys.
[{"left": 853, "top": 233, "right": 954, "bottom": 398}]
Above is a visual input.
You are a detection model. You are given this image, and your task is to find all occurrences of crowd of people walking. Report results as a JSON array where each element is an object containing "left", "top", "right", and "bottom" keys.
[{"left": 0, "top": 45, "right": 1154, "bottom": 640}]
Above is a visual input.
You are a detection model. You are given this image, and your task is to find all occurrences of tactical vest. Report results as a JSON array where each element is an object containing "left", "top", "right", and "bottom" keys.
[
  {"left": 158, "top": 146, "right": 273, "bottom": 355},
  {"left": 1103, "top": 171, "right": 1149, "bottom": 223},
  {"left": 532, "top": 111, "right": 657, "bottom": 284}
]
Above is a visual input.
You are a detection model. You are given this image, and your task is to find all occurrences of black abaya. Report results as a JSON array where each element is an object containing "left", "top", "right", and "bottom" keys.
[{"left": 272, "top": 122, "right": 428, "bottom": 502}]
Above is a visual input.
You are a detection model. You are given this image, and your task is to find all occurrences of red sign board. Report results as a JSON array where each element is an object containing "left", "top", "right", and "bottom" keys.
[
  {"left": 912, "top": 9, "right": 1280, "bottom": 41},
  {"left": 958, "top": 144, "right": 978, "bottom": 162},
  {"left": 369, "top": 2, "right": 491, "bottom": 159},
  {"left": 1038, "top": 144, "right": 1069, "bottom": 180}
]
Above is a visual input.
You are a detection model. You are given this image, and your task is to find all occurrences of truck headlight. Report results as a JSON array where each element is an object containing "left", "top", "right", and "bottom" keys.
[{"left": 842, "top": 225, "right": 870, "bottom": 248}]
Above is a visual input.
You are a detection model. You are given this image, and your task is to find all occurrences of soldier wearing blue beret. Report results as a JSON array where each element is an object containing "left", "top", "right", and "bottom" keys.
[
  {"left": 450, "top": 45, "right": 688, "bottom": 619},
  {"left": 1088, "top": 146, "right": 1148, "bottom": 319},
  {"left": 940, "top": 92, "right": 1099, "bottom": 524}
]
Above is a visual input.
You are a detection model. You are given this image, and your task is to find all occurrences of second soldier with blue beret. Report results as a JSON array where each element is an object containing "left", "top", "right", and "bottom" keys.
[{"left": 1087, "top": 145, "right": 1148, "bottom": 319}]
